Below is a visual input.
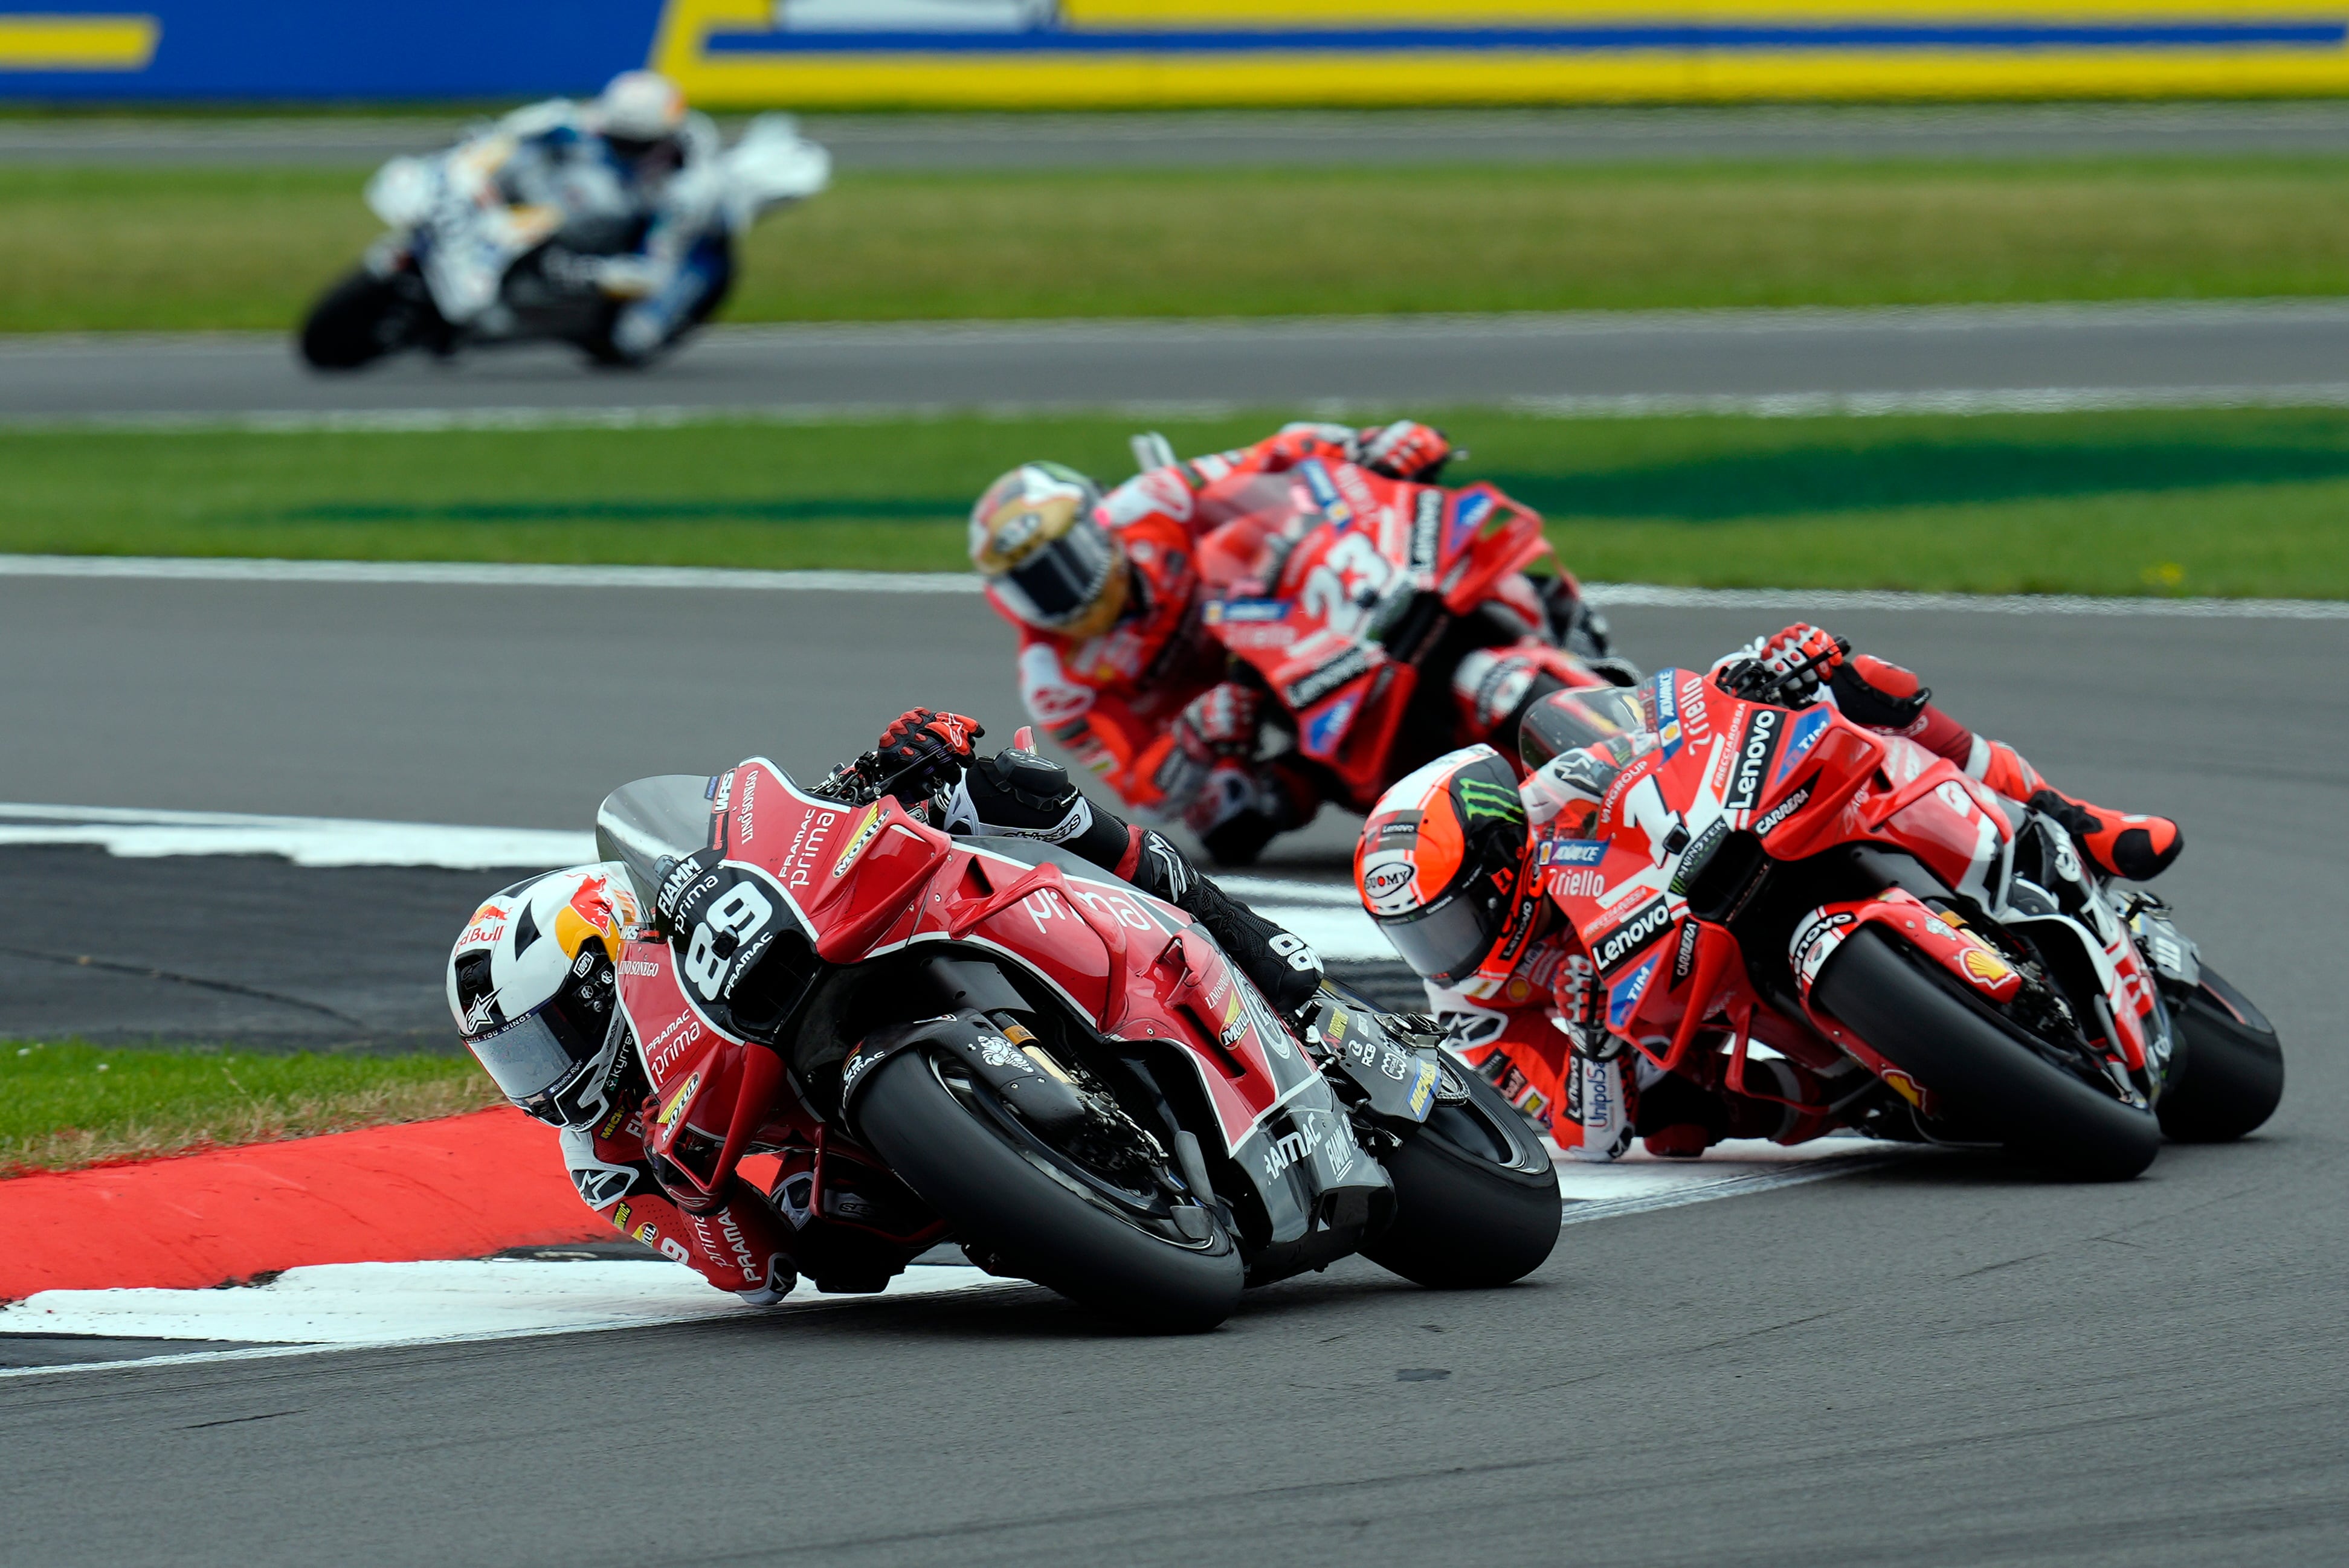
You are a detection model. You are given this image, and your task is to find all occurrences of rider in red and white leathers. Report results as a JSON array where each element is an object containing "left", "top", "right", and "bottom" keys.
[
  {"left": 971, "top": 420, "right": 1602, "bottom": 864},
  {"left": 1355, "top": 624, "right": 2183, "bottom": 1162},
  {"left": 448, "top": 710, "right": 1324, "bottom": 1300}
]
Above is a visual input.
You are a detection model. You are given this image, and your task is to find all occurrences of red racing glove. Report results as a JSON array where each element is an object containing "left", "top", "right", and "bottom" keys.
[
  {"left": 874, "top": 708, "right": 985, "bottom": 795},
  {"left": 1171, "top": 683, "right": 1260, "bottom": 763},
  {"left": 1358, "top": 420, "right": 1454, "bottom": 480}
]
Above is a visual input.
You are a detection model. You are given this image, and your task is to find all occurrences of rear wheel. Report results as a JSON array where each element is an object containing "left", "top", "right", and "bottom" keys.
[
  {"left": 1362, "top": 1058, "right": 1561, "bottom": 1288},
  {"left": 852, "top": 1049, "right": 1242, "bottom": 1332},
  {"left": 2158, "top": 967, "right": 2284, "bottom": 1142},
  {"left": 1813, "top": 927, "right": 2160, "bottom": 1180},
  {"left": 298, "top": 267, "right": 420, "bottom": 370}
]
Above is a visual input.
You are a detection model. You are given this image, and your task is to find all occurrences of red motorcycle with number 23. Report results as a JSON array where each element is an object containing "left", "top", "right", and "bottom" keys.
[
  {"left": 1522, "top": 646, "right": 2281, "bottom": 1179},
  {"left": 593, "top": 753, "right": 1560, "bottom": 1332}
]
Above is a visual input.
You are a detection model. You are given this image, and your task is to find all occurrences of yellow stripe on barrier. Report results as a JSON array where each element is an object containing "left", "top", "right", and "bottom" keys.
[
  {"left": 0, "top": 14, "right": 158, "bottom": 71},
  {"left": 667, "top": 50, "right": 2349, "bottom": 109}
]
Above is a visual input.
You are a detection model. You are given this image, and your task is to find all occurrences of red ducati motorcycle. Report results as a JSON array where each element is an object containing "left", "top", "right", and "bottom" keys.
[
  {"left": 593, "top": 752, "right": 1561, "bottom": 1332},
  {"left": 1519, "top": 649, "right": 2283, "bottom": 1179},
  {"left": 1194, "top": 454, "right": 1626, "bottom": 818}
]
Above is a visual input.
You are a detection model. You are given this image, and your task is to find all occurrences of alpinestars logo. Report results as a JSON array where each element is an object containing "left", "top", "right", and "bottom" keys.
[
  {"left": 1591, "top": 896, "right": 1674, "bottom": 974},
  {"left": 1724, "top": 707, "right": 1782, "bottom": 812}
]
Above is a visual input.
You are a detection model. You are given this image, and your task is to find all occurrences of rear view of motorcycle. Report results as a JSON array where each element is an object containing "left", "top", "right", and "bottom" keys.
[
  {"left": 1519, "top": 648, "right": 2281, "bottom": 1181},
  {"left": 594, "top": 754, "right": 1558, "bottom": 1333}
]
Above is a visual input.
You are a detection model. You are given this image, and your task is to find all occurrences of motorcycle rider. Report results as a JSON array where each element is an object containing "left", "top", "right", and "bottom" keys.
[
  {"left": 973, "top": 420, "right": 1607, "bottom": 863},
  {"left": 437, "top": 69, "right": 732, "bottom": 362},
  {"left": 446, "top": 709, "right": 1324, "bottom": 1302},
  {"left": 1353, "top": 623, "right": 2183, "bottom": 1162}
]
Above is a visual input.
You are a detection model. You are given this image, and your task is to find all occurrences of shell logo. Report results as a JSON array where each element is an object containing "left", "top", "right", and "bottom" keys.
[
  {"left": 1961, "top": 946, "right": 2015, "bottom": 988},
  {"left": 1883, "top": 1068, "right": 1927, "bottom": 1108}
]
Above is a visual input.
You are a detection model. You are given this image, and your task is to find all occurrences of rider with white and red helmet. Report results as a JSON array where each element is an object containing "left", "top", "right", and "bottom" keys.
[
  {"left": 1353, "top": 625, "right": 2183, "bottom": 1162},
  {"left": 449, "top": 710, "right": 1324, "bottom": 1300}
]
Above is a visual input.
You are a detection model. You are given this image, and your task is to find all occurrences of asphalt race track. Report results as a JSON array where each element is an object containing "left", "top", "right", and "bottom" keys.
[
  {"left": 16, "top": 303, "right": 2349, "bottom": 425},
  {"left": 0, "top": 574, "right": 2344, "bottom": 1565},
  {"left": 13, "top": 103, "right": 2349, "bottom": 169}
]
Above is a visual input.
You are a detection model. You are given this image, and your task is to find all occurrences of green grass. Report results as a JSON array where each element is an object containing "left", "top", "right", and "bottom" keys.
[
  {"left": 0, "top": 1039, "right": 498, "bottom": 1175},
  {"left": 8, "top": 157, "right": 2349, "bottom": 331},
  {"left": 8, "top": 406, "right": 2349, "bottom": 597}
]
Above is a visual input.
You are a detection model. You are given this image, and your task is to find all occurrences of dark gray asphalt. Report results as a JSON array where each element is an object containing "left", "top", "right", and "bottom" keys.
[
  {"left": 15, "top": 103, "right": 2349, "bottom": 168},
  {"left": 14, "top": 302, "right": 2349, "bottom": 424},
  {"left": 0, "top": 578, "right": 2339, "bottom": 1565}
]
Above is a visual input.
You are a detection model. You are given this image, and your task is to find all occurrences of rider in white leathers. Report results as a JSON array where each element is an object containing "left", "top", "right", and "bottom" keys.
[{"left": 461, "top": 70, "right": 730, "bottom": 361}]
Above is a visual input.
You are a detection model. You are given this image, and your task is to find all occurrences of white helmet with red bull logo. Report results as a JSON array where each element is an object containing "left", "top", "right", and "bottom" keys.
[{"left": 446, "top": 864, "right": 640, "bottom": 1127}]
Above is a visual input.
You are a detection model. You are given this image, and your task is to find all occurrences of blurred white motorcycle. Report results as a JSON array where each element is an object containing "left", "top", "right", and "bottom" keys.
[{"left": 299, "top": 114, "right": 830, "bottom": 370}]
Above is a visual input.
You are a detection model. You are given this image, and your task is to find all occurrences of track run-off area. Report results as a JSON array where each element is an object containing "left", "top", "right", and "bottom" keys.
[{"left": 0, "top": 564, "right": 2341, "bottom": 1565}]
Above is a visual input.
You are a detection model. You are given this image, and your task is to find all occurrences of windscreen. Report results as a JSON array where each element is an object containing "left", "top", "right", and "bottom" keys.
[{"left": 594, "top": 774, "right": 722, "bottom": 916}]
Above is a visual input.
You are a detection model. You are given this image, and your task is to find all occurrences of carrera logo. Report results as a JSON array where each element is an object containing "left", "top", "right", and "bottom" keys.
[
  {"left": 1672, "top": 919, "right": 1701, "bottom": 985},
  {"left": 1591, "top": 897, "right": 1674, "bottom": 974},
  {"left": 1725, "top": 707, "right": 1782, "bottom": 812},
  {"left": 1283, "top": 646, "right": 1374, "bottom": 711},
  {"left": 1754, "top": 783, "right": 1812, "bottom": 837}
]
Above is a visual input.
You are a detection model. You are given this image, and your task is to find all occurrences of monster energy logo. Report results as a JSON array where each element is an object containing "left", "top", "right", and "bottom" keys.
[{"left": 1456, "top": 778, "right": 1525, "bottom": 825}]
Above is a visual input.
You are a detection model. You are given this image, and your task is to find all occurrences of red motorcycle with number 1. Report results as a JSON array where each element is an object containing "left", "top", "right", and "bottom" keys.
[{"left": 1522, "top": 647, "right": 2281, "bottom": 1178}]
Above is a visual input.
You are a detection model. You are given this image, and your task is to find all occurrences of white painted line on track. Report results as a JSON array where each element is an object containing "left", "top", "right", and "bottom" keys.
[
  {"left": 0, "top": 802, "right": 594, "bottom": 871},
  {"left": 0, "top": 1140, "right": 1905, "bottom": 1378},
  {"left": 0, "top": 1259, "right": 1017, "bottom": 1380},
  {"left": 26, "top": 382, "right": 2349, "bottom": 433},
  {"left": 0, "top": 553, "right": 2342, "bottom": 620}
]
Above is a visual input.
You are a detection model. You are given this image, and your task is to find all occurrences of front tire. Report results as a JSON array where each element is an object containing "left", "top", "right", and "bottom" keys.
[
  {"left": 1362, "top": 1059, "right": 1561, "bottom": 1288},
  {"left": 852, "top": 1050, "right": 1242, "bottom": 1332},
  {"left": 299, "top": 267, "right": 418, "bottom": 370},
  {"left": 2158, "top": 966, "right": 2284, "bottom": 1142},
  {"left": 1813, "top": 927, "right": 2161, "bottom": 1180}
]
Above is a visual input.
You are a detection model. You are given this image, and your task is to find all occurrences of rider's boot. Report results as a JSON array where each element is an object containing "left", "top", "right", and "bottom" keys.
[
  {"left": 952, "top": 746, "right": 1327, "bottom": 1021},
  {"left": 1833, "top": 655, "right": 2182, "bottom": 882},
  {"left": 1971, "top": 739, "right": 2184, "bottom": 882}
]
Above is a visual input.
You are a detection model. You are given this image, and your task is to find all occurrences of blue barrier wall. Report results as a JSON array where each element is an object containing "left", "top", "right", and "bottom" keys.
[{"left": 0, "top": 3, "right": 660, "bottom": 99}]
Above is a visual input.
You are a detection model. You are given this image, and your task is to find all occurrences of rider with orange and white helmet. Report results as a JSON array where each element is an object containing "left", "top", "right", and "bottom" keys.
[{"left": 1355, "top": 625, "right": 2183, "bottom": 1162}]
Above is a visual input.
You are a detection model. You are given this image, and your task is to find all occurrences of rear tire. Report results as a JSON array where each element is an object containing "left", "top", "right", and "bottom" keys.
[
  {"left": 2158, "top": 966, "right": 2284, "bottom": 1142},
  {"left": 1362, "top": 1059, "right": 1561, "bottom": 1288},
  {"left": 852, "top": 1050, "right": 1242, "bottom": 1332},
  {"left": 299, "top": 268, "right": 413, "bottom": 370},
  {"left": 1813, "top": 927, "right": 2160, "bottom": 1181}
]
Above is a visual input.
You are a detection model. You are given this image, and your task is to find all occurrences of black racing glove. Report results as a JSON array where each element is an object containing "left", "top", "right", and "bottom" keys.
[{"left": 945, "top": 744, "right": 1133, "bottom": 867}]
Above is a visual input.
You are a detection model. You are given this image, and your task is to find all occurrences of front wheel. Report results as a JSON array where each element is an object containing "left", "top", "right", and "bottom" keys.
[
  {"left": 852, "top": 1049, "right": 1242, "bottom": 1332},
  {"left": 1813, "top": 927, "right": 2160, "bottom": 1180},
  {"left": 299, "top": 266, "right": 424, "bottom": 370},
  {"left": 1362, "top": 1059, "right": 1561, "bottom": 1288},
  {"left": 2158, "top": 966, "right": 2284, "bottom": 1142}
]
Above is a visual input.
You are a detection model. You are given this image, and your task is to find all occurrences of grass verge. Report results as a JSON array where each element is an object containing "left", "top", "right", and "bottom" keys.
[
  {"left": 8, "top": 158, "right": 2349, "bottom": 331},
  {"left": 0, "top": 1039, "right": 498, "bottom": 1177},
  {"left": 8, "top": 406, "right": 2349, "bottom": 597}
]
